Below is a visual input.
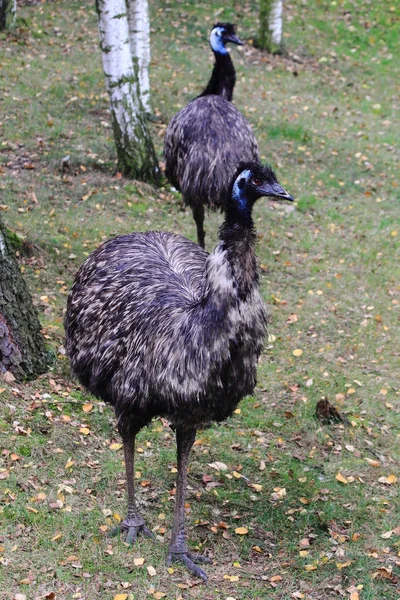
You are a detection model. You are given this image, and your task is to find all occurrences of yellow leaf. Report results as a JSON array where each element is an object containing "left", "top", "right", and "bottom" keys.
[
  {"left": 234, "top": 408, "right": 241, "bottom": 414},
  {"left": 232, "top": 471, "right": 242, "bottom": 479},
  {"left": 109, "top": 443, "right": 122, "bottom": 451},
  {"left": 336, "top": 560, "right": 352, "bottom": 569},
  {"left": 134, "top": 557, "right": 144, "bottom": 566},
  {"left": 386, "top": 474, "right": 397, "bottom": 485},
  {"left": 147, "top": 565, "right": 157, "bottom": 576},
  {"left": 350, "top": 593, "right": 359, "bottom": 600},
  {"left": 154, "top": 593, "right": 166, "bottom": 600},
  {"left": 304, "top": 564, "right": 317, "bottom": 571},
  {"left": 65, "top": 459, "right": 75, "bottom": 469},
  {"left": 82, "top": 403, "right": 93, "bottom": 413},
  {"left": 52, "top": 532, "right": 62, "bottom": 541},
  {"left": 79, "top": 427, "right": 90, "bottom": 435},
  {"left": 336, "top": 472, "right": 349, "bottom": 484},
  {"left": 167, "top": 567, "right": 174, "bottom": 574},
  {"left": 293, "top": 349, "right": 303, "bottom": 357},
  {"left": 235, "top": 527, "right": 248, "bottom": 535},
  {"left": 113, "top": 595, "right": 128, "bottom": 600},
  {"left": 365, "top": 458, "right": 380, "bottom": 467},
  {"left": 230, "top": 575, "right": 239, "bottom": 582},
  {"left": 381, "top": 530, "right": 392, "bottom": 539},
  {"left": 250, "top": 483, "right": 263, "bottom": 492}
]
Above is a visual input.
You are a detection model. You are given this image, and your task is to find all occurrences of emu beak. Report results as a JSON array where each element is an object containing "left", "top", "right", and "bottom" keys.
[
  {"left": 226, "top": 34, "right": 244, "bottom": 46},
  {"left": 258, "top": 181, "right": 294, "bottom": 202}
]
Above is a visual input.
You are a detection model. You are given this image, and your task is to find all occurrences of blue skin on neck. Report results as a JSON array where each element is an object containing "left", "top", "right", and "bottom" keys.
[
  {"left": 210, "top": 28, "right": 228, "bottom": 55},
  {"left": 230, "top": 171, "right": 253, "bottom": 223}
]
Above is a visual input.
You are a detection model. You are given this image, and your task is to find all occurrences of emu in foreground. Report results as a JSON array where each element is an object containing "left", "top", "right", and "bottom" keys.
[
  {"left": 164, "top": 23, "right": 259, "bottom": 248},
  {"left": 64, "top": 162, "right": 293, "bottom": 582}
]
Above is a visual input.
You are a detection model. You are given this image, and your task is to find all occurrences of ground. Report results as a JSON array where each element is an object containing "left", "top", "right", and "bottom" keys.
[{"left": 0, "top": 1, "right": 399, "bottom": 599}]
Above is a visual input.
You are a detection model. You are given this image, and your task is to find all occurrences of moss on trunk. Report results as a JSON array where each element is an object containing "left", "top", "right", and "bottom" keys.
[{"left": 0, "top": 217, "right": 49, "bottom": 380}]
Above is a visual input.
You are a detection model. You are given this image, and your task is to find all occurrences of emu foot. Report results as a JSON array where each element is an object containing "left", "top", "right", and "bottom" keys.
[
  {"left": 110, "top": 517, "right": 154, "bottom": 544},
  {"left": 167, "top": 546, "right": 210, "bottom": 582}
]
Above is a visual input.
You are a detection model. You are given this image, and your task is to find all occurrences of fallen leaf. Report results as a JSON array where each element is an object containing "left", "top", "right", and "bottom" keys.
[
  {"left": 147, "top": 565, "right": 157, "bottom": 576},
  {"left": 82, "top": 403, "right": 93, "bottom": 413},
  {"left": 208, "top": 461, "right": 228, "bottom": 471},
  {"left": 109, "top": 443, "right": 123, "bottom": 451},
  {"left": 336, "top": 472, "right": 349, "bottom": 484},
  {"left": 235, "top": 527, "right": 248, "bottom": 535},
  {"left": 134, "top": 557, "right": 144, "bottom": 566}
]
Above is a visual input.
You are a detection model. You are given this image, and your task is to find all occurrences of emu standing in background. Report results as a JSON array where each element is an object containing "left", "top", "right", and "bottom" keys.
[
  {"left": 164, "top": 23, "right": 260, "bottom": 248},
  {"left": 64, "top": 162, "right": 293, "bottom": 582}
]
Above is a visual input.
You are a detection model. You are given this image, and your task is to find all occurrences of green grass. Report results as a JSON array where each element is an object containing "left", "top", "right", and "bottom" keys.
[{"left": 1, "top": 0, "right": 400, "bottom": 598}]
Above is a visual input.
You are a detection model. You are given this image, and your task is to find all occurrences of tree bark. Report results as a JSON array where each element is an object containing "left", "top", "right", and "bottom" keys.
[
  {"left": 96, "top": 0, "right": 159, "bottom": 182},
  {"left": 0, "top": 0, "right": 16, "bottom": 31},
  {"left": 0, "top": 217, "right": 48, "bottom": 380},
  {"left": 257, "top": 0, "right": 283, "bottom": 53},
  {"left": 127, "top": 0, "right": 151, "bottom": 114}
]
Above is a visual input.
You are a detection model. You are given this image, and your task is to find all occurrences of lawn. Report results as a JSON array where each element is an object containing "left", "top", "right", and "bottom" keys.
[{"left": 0, "top": 1, "right": 399, "bottom": 599}]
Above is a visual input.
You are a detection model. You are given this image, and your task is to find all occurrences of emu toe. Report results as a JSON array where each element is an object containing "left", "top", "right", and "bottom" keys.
[
  {"left": 111, "top": 516, "right": 154, "bottom": 544},
  {"left": 167, "top": 548, "right": 210, "bottom": 583}
]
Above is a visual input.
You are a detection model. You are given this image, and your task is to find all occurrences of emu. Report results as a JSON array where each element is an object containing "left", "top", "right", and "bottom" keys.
[
  {"left": 64, "top": 162, "right": 293, "bottom": 582},
  {"left": 164, "top": 23, "right": 260, "bottom": 248}
]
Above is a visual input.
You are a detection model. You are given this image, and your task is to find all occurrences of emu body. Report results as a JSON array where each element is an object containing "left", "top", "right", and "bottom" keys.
[
  {"left": 164, "top": 23, "right": 259, "bottom": 247},
  {"left": 65, "top": 162, "right": 293, "bottom": 581}
]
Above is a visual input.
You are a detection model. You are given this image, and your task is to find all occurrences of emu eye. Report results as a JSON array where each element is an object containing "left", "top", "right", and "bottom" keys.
[{"left": 252, "top": 178, "right": 262, "bottom": 186}]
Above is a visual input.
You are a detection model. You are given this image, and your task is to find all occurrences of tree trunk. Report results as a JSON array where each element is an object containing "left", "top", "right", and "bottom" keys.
[
  {"left": 96, "top": 0, "right": 159, "bottom": 182},
  {"left": 257, "top": 0, "right": 283, "bottom": 53},
  {"left": 127, "top": 0, "right": 151, "bottom": 115},
  {"left": 0, "top": 0, "right": 16, "bottom": 31},
  {"left": 0, "top": 217, "right": 48, "bottom": 380}
]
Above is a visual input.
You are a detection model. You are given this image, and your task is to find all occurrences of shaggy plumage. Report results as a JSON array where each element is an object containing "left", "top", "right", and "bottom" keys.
[
  {"left": 164, "top": 23, "right": 259, "bottom": 248},
  {"left": 64, "top": 162, "right": 293, "bottom": 582}
]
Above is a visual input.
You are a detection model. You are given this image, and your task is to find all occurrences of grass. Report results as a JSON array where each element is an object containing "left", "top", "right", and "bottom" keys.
[{"left": 1, "top": 0, "right": 400, "bottom": 599}]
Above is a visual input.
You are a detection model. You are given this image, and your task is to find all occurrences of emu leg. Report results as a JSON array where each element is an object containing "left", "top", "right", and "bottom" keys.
[
  {"left": 192, "top": 204, "right": 205, "bottom": 248},
  {"left": 167, "top": 427, "right": 210, "bottom": 582},
  {"left": 111, "top": 436, "right": 153, "bottom": 543}
]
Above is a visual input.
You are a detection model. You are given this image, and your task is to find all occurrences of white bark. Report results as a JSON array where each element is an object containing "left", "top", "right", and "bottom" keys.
[
  {"left": 96, "top": 0, "right": 158, "bottom": 180},
  {"left": 269, "top": 0, "right": 283, "bottom": 45},
  {"left": 127, "top": 0, "right": 151, "bottom": 113},
  {"left": 97, "top": 0, "right": 142, "bottom": 142}
]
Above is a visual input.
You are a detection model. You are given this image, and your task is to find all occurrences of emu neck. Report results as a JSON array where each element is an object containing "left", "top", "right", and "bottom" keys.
[
  {"left": 220, "top": 221, "right": 258, "bottom": 299},
  {"left": 198, "top": 51, "right": 236, "bottom": 101},
  {"left": 205, "top": 221, "right": 258, "bottom": 309}
]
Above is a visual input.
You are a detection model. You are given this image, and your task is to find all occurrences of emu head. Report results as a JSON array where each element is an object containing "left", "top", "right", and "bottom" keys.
[
  {"left": 228, "top": 162, "right": 294, "bottom": 222},
  {"left": 209, "top": 23, "right": 243, "bottom": 54}
]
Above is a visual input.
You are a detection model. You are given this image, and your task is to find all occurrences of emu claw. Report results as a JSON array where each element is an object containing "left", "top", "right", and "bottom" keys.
[
  {"left": 110, "top": 517, "right": 154, "bottom": 543},
  {"left": 167, "top": 550, "right": 210, "bottom": 582}
]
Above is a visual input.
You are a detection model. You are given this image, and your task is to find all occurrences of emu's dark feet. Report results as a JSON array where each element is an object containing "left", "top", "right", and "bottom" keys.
[
  {"left": 167, "top": 547, "right": 210, "bottom": 582},
  {"left": 110, "top": 517, "right": 154, "bottom": 544}
]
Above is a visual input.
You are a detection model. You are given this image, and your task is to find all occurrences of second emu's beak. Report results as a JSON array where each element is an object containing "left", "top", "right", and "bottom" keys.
[
  {"left": 258, "top": 181, "right": 294, "bottom": 202},
  {"left": 225, "top": 33, "right": 244, "bottom": 46}
]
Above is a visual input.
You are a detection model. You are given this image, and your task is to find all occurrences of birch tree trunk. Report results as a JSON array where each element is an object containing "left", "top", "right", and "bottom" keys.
[
  {"left": 0, "top": 217, "right": 48, "bottom": 380},
  {"left": 257, "top": 0, "right": 284, "bottom": 53},
  {"left": 96, "top": 0, "right": 159, "bottom": 182},
  {"left": 0, "top": 0, "right": 16, "bottom": 31},
  {"left": 127, "top": 0, "right": 151, "bottom": 115}
]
